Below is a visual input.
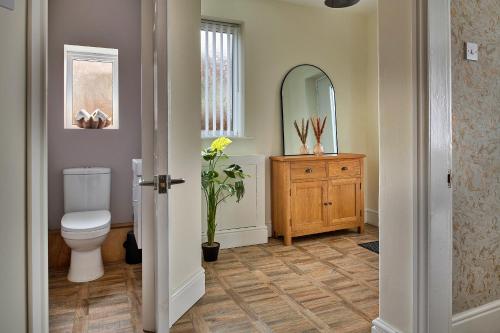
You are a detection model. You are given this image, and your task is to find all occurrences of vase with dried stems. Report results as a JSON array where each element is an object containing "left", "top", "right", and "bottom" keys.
[
  {"left": 311, "top": 116, "right": 327, "bottom": 155},
  {"left": 293, "top": 118, "right": 310, "bottom": 154}
]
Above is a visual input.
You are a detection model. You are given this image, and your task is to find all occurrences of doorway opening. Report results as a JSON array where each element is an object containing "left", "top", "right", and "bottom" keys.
[
  {"left": 30, "top": 0, "right": 458, "bottom": 330},
  {"left": 46, "top": 0, "right": 152, "bottom": 331},
  {"left": 175, "top": 0, "right": 380, "bottom": 330}
]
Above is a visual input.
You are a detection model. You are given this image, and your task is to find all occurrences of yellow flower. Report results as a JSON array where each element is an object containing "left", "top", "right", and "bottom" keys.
[{"left": 210, "top": 137, "right": 232, "bottom": 151}]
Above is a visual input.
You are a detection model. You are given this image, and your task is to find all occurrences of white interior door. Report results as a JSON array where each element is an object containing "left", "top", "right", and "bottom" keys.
[
  {"left": 140, "top": 0, "right": 156, "bottom": 331},
  {"left": 141, "top": 0, "right": 176, "bottom": 331}
]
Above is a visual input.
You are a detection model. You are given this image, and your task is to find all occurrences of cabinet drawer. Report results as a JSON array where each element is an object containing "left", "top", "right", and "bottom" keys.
[
  {"left": 290, "top": 162, "right": 326, "bottom": 181},
  {"left": 328, "top": 160, "right": 361, "bottom": 178}
]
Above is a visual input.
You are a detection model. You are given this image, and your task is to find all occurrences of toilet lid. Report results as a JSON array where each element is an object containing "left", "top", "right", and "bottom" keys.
[{"left": 61, "top": 210, "right": 111, "bottom": 232}]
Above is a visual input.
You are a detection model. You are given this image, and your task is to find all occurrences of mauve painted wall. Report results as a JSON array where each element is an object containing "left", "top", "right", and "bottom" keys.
[{"left": 48, "top": 0, "right": 141, "bottom": 230}]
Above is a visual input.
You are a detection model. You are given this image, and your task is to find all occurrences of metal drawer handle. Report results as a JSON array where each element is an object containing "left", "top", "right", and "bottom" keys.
[
  {"left": 341, "top": 166, "right": 349, "bottom": 171},
  {"left": 305, "top": 168, "right": 313, "bottom": 174}
]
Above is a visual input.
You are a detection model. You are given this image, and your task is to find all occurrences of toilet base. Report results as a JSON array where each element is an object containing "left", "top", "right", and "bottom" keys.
[{"left": 68, "top": 247, "right": 104, "bottom": 283}]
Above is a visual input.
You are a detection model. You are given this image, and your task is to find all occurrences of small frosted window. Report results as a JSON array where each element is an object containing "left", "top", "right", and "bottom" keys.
[{"left": 64, "top": 45, "right": 119, "bottom": 129}]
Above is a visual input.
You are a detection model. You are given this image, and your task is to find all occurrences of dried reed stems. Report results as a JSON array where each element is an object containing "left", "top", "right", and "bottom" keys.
[
  {"left": 311, "top": 116, "right": 327, "bottom": 143},
  {"left": 293, "top": 118, "right": 309, "bottom": 144}
]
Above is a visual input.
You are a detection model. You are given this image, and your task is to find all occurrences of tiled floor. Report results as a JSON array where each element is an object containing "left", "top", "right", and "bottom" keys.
[
  {"left": 49, "top": 263, "right": 142, "bottom": 333},
  {"left": 49, "top": 225, "right": 379, "bottom": 333}
]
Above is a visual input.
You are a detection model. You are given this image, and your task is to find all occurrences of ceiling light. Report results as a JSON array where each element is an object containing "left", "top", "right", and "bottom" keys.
[{"left": 324, "top": 0, "right": 360, "bottom": 8}]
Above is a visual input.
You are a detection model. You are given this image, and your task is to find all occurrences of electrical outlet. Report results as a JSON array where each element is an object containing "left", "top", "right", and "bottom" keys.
[{"left": 465, "top": 42, "right": 479, "bottom": 61}]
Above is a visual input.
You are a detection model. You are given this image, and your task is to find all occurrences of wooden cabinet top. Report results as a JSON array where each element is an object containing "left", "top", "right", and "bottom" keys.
[{"left": 270, "top": 153, "right": 366, "bottom": 162}]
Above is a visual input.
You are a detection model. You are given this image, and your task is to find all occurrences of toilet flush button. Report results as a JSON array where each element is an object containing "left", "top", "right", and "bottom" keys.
[{"left": 465, "top": 42, "right": 478, "bottom": 61}]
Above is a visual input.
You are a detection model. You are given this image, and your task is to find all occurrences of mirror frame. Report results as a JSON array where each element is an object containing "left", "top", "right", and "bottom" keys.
[{"left": 280, "top": 64, "right": 339, "bottom": 156}]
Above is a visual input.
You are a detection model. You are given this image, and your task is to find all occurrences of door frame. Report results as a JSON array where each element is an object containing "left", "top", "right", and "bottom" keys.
[
  {"left": 26, "top": 0, "right": 170, "bottom": 331},
  {"left": 418, "top": 0, "right": 453, "bottom": 331},
  {"left": 26, "top": 0, "right": 453, "bottom": 332},
  {"left": 27, "top": 0, "right": 49, "bottom": 331}
]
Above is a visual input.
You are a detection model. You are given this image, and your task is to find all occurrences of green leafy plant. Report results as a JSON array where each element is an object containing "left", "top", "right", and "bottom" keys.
[{"left": 201, "top": 137, "right": 247, "bottom": 247}]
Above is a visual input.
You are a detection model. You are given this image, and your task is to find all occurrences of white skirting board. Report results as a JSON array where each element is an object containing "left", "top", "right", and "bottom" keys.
[
  {"left": 169, "top": 268, "right": 205, "bottom": 327},
  {"left": 452, "top": 299, "right": 500, "bottom": 333},
  {"left": 266, "top": 222, "right": 272, "bottom": 237},
  {"left": 202, "top": 226, "right": 268, "bottom": 249},
  {"left": 371, "top": 318, "right": 401, "bottom": 333},
  {"left": 365, "top": 209, "right": 379, "bottom": 226}
]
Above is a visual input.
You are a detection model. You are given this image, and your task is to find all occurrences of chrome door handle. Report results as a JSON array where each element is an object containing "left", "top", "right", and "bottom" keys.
[
  {"left": 138, "top": 176, "right": 155, "bottom": 187},
  {"left": 138, "top": 175, "right": 185, "bottom": 193},
  {"left": 167, "top": 175, "right": 185, "bottom": 189}
]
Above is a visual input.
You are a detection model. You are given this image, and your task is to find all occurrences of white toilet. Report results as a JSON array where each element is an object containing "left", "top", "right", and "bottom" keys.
[{"left": 61, "top": 167, "right": 111, "bottom": 282}]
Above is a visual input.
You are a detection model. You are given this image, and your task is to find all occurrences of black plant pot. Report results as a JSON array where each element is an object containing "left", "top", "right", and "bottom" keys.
[{"left": 202, "top": 242, "right": 220, "bottom": 262}]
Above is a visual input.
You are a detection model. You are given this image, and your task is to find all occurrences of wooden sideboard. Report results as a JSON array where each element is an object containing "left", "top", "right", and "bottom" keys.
[{"left": 271, "top": 154, "right": 366, "bottom": 245}]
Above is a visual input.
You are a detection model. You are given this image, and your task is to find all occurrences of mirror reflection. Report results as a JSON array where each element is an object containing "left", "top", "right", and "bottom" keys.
[{"left": 281, "top": 65, "right": 338, "bottom": 155}]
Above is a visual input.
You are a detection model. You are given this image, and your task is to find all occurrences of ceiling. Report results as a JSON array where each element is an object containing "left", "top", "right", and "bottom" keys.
[{"left": 275, "top": 0, "right": 377, "bottom": 15}]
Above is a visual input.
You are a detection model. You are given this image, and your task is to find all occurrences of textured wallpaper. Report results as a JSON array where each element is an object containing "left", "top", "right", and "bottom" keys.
[{"left": 451, "top": 0, "right": 500, "bottom": 314}]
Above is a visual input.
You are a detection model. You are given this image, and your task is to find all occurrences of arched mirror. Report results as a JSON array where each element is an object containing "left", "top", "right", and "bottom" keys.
[{"left": 281, "top": 65, "right": 338, "bottom": 155}]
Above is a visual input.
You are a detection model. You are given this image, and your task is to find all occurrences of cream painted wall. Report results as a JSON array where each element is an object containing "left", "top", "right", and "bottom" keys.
[
  {"left": 201, "top": 0, "right": 380, "bottom": 228},
  {"left": 168, "top": 0, "right": 203, "bottom": 296},
  {"left": 377, "top": 0, "right": 416, "bottom": 331},
  {"left": 0, "top": 2, "right": 28, "bottom": 332},
  {"left": 364, "top": 10, "right": 380, "bottom": 216}
]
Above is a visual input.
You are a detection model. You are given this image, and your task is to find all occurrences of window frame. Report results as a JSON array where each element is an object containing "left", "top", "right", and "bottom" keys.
[
  {"left": 200, "top": 19, "right": 244, "bottom": 138},
  {"left": 64, "top": 44, "right": 119, "bottom": 129}
]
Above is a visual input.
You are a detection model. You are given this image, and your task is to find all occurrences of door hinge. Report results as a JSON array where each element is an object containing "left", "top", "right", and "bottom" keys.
[
  {"left": 447, "top": 170, "right": 452, "bottom": 188},
  {"left": 290, "top": 189, "right": 291, "bottom": 196},
  {"left": 360, "top": 183, "right": 362, "bottom": 190}
]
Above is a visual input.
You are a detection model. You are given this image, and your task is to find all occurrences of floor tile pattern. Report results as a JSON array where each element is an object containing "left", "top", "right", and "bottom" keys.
[
  {"left": 49, "top": 225, "right": 378, "bottom": 333},
  {"left": 173, "top": 226, "right": 379, "bottom": 333},
  {"left": 49, "top": 264, "right": 142, "bottom": 333}
]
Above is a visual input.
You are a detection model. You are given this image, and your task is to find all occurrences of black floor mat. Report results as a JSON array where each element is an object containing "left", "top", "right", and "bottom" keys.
[{"left": 359, "top": 241, "right": 379, "bottom": 254}]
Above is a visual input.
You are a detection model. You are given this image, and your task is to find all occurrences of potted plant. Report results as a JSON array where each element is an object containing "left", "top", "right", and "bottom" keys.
[{"left": 201, "top": 137, "right": 247, "bottom": 262}]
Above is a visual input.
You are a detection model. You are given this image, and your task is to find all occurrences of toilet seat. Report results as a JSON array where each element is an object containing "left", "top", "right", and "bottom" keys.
[{"left": 61, "top": 210, "right": 111, "bottom": 240}]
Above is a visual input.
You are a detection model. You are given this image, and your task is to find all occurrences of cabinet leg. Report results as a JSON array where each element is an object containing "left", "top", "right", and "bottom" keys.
[
  {"left": 358, "top": 223, "right": 365, "bottom": 234},
  {"left": 284, "top": 235, "right": 292, "bottom": 246}
]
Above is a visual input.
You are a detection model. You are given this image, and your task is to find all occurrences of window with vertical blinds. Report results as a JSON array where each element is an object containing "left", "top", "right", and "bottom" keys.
[{"left": 201, "top": 20, "right": 242, "bottom": 138}]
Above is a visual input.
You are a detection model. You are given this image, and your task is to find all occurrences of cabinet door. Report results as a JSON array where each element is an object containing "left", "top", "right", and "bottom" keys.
[
  {"left": 291, "top": 181, "right": 328, "bottom": 233},
  {"left": 328, "top": 180, "right": 360, "bottom": 226}
]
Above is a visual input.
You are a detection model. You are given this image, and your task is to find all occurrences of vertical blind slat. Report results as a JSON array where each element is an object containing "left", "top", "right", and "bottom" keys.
[
  {"left": 226, "top": 27, "right": 232, "bottom": 134},
  {"left": 211, "top": 24, "right": 217, "bottom": 135},
  {"left": 204, "top": 29, "right": 209, "bottom": 136},
  {"left": 233, "top": 29, "right": 239, "bottom": 136},
  {"left": 219, "top": 27, "right": 224, "bottom": 135}
]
